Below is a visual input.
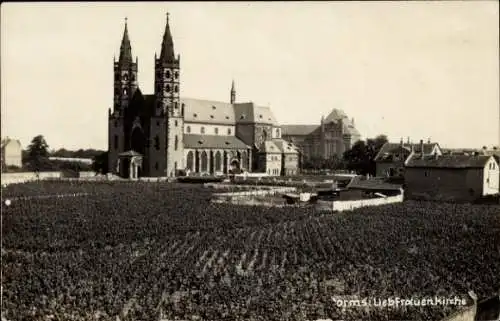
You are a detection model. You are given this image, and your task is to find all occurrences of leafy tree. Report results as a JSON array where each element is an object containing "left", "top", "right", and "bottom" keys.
[
  {"left": 343, "top": 134, "right": 388, "bottom": 176},
  {"left": 91, "top": 151, "right": 109, "bottom": 175},
  {"left": 26, "top": 135, "right": 50, "bottom": 173},
  {"left": 51, "top": 148, "right": 104, "bottom": 159}
]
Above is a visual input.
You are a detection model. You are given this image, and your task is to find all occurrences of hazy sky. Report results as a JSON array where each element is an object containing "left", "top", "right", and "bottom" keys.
[{"left": 1, "top": 1, "right": 499, "bottom": 150}]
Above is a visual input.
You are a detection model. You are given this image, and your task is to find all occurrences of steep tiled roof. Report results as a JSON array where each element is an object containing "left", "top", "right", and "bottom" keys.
[
  {"left": 253, "top": 105, "right": 278, "bottom": 125},
  {"left": 281, "top": 125, "right": 319, "bottom": 136},
  {"left": 184, "top": 134, "right": 249, "bottom": 149},
  {"left": 259, "top": 140, "right": 281, "bottom": 153},
  {"left": 232, "top": 102, "right": 277, "bottom": 125},
  {"left": 406, "top": 154, "right": 494, "bottom": 169},
  {"left": 272, "top": 139, "right": 300, "bottom": 154},
  {"left": 375, "top": 142, "right": 439, "bottom": 161},
  {"left": 180, "top": 99, "right": 277, "bottom": 125},
  {"left": 281, "top": 110, "right": 360, "bottom": 137},
  {"left": 181, "top": 98, "right": 235, "bottom": 125},
  {"left": 324, "top": 109, "right": 347, "bottom": 123}
]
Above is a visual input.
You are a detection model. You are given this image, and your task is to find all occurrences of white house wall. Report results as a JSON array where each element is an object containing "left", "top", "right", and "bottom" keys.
[
  {"left": 185, "top": 123, "right": 235, "bottom": 136},
  {"left": 483, "top": 157, "right": 500, "bottom": 195}
]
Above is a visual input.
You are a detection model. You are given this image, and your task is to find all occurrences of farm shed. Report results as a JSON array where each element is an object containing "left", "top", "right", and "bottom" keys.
[{"left": 404, "top": 154, "right": 499, "bottom": 202}]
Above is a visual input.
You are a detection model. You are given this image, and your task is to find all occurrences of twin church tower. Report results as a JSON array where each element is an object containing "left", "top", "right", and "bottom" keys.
[
  {"left": 108, "top": 14, "right": 184, "bottom": 177},
  {"left": 108, "top": 14, "right": 299, "bottom": 178}
]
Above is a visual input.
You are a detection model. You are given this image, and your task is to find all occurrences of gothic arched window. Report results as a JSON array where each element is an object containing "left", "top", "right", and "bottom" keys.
[
  {"left": 174, "top": 71, "right": 179, "bottom": 79},
  {"left": 131, "top": 73, "right": 135, "bottom": 81},
  {"left": 201, "top": 127, "right": 205, "bottom": 134},
  {"left": 214, "top": 128, "right": 219, "bottom": 135},
  {"left": 175, "top": 135, "right": 179, "bottom": 151},
  {"left": 228, "top": 128, "right": 232, "bottom": 135},
  {"left": 174, "top": 85, "right": 179, "bottom": 93},
  {"left": 123, "top": 73, "right": 128, "bottom": 81},
  {"left": 165, "top": 84, "right": 171, "bottom": 93},
  {"left": 123, "top": 88, "right": 128, "bottom": 95},
  {"left": 166, "top": 70, "right": 171, "bottom": 79},
  {"left": 186, "top": 126, "right": 191, "bottom": 133},
  {"left": 175, "top": 120, "right": 178, "bottom": 127}
]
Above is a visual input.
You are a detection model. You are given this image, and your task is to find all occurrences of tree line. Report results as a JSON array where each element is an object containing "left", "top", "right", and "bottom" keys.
[
  {"left": 5, "top": 135, "right": 108, "bottom": 175},
  {"left": 6, "top": 134, "right": 389, "bottom": 177}
]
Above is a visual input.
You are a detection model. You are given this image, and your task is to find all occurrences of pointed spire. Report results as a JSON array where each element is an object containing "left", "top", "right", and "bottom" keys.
[
  {"left": 119, "top": 17, "right": 133, "bottom": 64},
  {"left": 159, "top": 12, "right": 176, "bottom": 63},
  {"left": 230, "top": 79, "right": 236, "bottom": 104}
]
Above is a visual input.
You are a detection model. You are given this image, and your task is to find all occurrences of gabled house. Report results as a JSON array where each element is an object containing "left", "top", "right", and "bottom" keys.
[
  {"left": 404, "top": 154, "right": 499, "bottom": 202},
  {"left": 1, "top": 137, "right": 22, "bottom": 169},
  {"left": 374, "top": 139, "right": 442, "bottom": 178}
]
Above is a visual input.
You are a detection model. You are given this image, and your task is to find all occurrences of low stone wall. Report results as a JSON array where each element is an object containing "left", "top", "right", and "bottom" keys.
[
  {"left": 316, "top": 193, "right": 404, "bottom": 212},
  {"left": 212, "top": 186, "right": 297, "bottom": 199}
]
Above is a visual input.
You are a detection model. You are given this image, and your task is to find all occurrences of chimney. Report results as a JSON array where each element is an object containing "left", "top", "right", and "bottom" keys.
[
  {"left": 420, "top": 139, "right": 425, "bottom": 159},
  {"left": 407, "top": 137, "right": 410, "bottom": 144},
  {"left": 427, "top": 137, "right": 431, "bottom": 144}
]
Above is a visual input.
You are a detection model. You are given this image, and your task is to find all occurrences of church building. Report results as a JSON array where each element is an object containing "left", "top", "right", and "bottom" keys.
[
  {"left": 108, "top": 15, "right": 300, "bottom": 178},
  {"left": 281, "top": 109, "right": 361, "bottom": 162}
]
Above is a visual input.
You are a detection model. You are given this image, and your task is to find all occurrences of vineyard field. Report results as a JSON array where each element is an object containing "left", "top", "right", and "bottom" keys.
[{"left": 2, "top": 181, "right": 500, "bottom": 321}]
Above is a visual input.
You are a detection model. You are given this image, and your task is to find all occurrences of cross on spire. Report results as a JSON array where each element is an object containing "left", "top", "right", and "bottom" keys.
[
  {"left": 159, "top": 12, "right": 176, "bottom": 63},
  {"left": 119, "top": 16, "right": 132, "bottom": 64}
]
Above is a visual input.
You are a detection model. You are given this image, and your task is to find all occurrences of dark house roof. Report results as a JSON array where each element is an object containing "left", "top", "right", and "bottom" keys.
[
  {"left": 184, "top": 134, "right": 249, "bottom": 150},
  {"left": 375, "top": 142, "right": 439, "bottom": 162},
  {"left": 272, "top": 139, "right": 300, "bottom": 154},
  {"left": 281, "top": 125, "right": 319, "bottom": 137},
  {"left": 406, "top": 154, "right": 494, "bottom": 169}
]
